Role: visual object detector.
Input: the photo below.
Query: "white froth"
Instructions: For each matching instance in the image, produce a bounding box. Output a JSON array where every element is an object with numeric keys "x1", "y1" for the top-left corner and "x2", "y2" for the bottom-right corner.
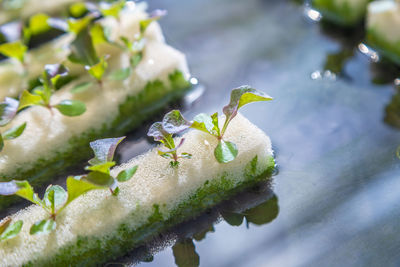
[{"x1": 0, "y1": 113, "x2": 273, "y2": 266}]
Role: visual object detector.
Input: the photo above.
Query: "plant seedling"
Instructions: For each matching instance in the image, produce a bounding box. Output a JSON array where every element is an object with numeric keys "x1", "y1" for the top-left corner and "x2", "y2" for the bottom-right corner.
[
  {"x1": 191, "y1": 86, "x2": 273, "y2": 163},
  {"x1": 0, "y1": 217, "x2": 23, "y2": 242},
  {"x1": 82, "y1": 137, "x2": 138, "y2": 195},
  {"x1": 0, "y1": 97, "x2": 26, "y2": 152},
  {"x1": 17, "y1": 64, "x2": 86, "y2": 117},
  {"x1": 0, "y1": 177, "x2": 102, "y2": 235},
  {"x1": 148, "y1": 110, "x2": 192, "y2": 167},
  {"x1": 0, "y1": 41, "x2": 27, "y2": 67}
]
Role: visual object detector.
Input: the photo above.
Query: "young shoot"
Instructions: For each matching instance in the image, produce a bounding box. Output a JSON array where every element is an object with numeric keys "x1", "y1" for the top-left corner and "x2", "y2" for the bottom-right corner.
[
  {"x1": 0, "y1": 97, "x2": 26, "y2": 152},
  {"x1": 81, "y1": 137, "x2": 138, "y2": 196},
  {"x1": 17, "y1": 64, "x2": 86, "y2": 117},
  {"x1": 0, "y1": 41, "x2": 28, "y2": 68},
  {"x1": 148, "y1": 110, "x2": 192, "y2": 167},
  {"x1": 108, "y1": 9, "x2": 167, "y2": 81},
  {"x1": 0, "y1": 217, "x2": 23, "y2": 242},
  {"x1": 0, "y1": 177, "x2": 102, "y2": 235},
  {"x1": 191, "y1": 86, "x2": 273, "y2": 163}
]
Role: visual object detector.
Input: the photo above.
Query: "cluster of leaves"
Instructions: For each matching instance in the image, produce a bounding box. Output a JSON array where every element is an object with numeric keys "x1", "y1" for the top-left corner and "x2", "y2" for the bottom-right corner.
[
  {"x1": 148, "y1": 87, "x2": 273, "y2": 165},
  {"x1": 148, "y1": 111, "x2": 192, "y2": 167},
  {"x1": 81, "y1": 137, "x2": 138, "y2": 196},
  {"x1": 0, "y1": 97, "x2": 26, "y2": 152},
  {"x1": 0, "y1": 136, "x2": 137, "y2": 237},
  {"x1": 18, "y1": 64, "x2": 86, "y2": 116}
]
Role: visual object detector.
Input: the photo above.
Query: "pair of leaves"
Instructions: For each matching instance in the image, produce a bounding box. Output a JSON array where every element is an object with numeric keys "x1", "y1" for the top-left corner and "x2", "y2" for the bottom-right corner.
[
  {"x1": 18, "y1": 64, "x2": 86, "y2": 117},
  {"x1": 148, "y1": 111, "x2": 192, "y2": 167},
  {"x1": 83, "y1": 137, "x2": 138, "y2": 194},
  {"x1": 0, "y1": 97, "x2": 26, "y2": 152},
  {"x1": 191, "y1": 86, "x2": 272, "y2": 163},
  {"x1": 0, "y1": 218, "x2": 23, "y2": 242}
]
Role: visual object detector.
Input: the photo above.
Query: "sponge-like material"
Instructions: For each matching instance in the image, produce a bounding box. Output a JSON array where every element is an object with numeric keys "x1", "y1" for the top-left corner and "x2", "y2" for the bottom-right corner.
[
  {"x1": 366, "y1": 0, "x2": 400, "y2": 64},
  {"x1": 0, "y1": 2, "x2": 163, "y2": 99},
  {"x1": 0, "y1": 4, "x2": 190, "y2": 180},
  {"x1": 0, "y1": 114, "x2": 274, "y2": 266}
]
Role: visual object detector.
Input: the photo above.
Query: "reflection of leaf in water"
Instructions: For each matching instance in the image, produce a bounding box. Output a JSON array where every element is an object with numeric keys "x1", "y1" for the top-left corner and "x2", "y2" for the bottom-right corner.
[
  {"x1": 222, "y1": 194, "x2": 279, "y2": 227},
  {"x1": 244, "y1": 195, "x2": 279, "y2": 225},
  {"x1": 172, "y1": 239, "x2": 200, "y2": 267},
  {"x1": 221, "y1": 211, "x2": 244, "y2": 226},
  {"x1": 193, "y1": 225, "x2": 214, "y2": 241},
  {"x1": 384, "y1": 93, "x2": 400, "y2": 129},
  {"x1": 324, "y1": 49, "x2": 353, "y2": 75}
]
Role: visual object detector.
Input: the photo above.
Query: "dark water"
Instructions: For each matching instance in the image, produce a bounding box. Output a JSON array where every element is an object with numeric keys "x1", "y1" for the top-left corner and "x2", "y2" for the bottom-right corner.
[{"x1": 114, "y1": 0, "x2": 400, "y2": 266}]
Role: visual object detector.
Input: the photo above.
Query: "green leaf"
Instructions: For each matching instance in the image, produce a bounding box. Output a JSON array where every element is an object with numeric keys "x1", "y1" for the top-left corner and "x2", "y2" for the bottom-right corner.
[
  {"x1": 71, "y1": 81, "x2": 93, "y2": 94},
  {"x1": 68, "y1": 28, "x2": 98, "y2": 66},
  {"x1": 162, "y1": 110, "x2": 191, "y2": 134},
  {"x1": 30, "y1": 219, "x2": 56, "y2": 235},
  {"x1": 139, "y1": 10, "x2": 167, "y2": 34},
  {"x1": 67, "y1": 16, "x2": 92, "y2": 35},
  {"x1": 223, "y1": 86, "x2": 273, "y2": 123},
  {"x1": 116, "y1": 165, "x2": 138, "y2": 182},
  {"x1": 43, "y1": 64, "x2": 69, "y2": 88},
  {"x1": 180, "y1": 152, "x2": 192, "y2": 159},
  {"x1": 55, "y1": 100, "x2": 86, "y2": 117},
  {"x1": 14, "y1": 180, "x2": 42, "y2": 205},
  {"x1": 86, "y1": 56, "x2": 108, "y2": 81},
  {"x1": 66, "y1": 176, "x2": 102, "y2": 205},
  {"x1": 214, "y1": 140, "x2": 238, "y2": 163},
  {"x1": 108, "y1": 67, "x2": 131, "y2": 81},
  {"x1": 192, "y1": 113, "x2": 216, "y2": 135},
  {"x1": 111, "y1": 186, "x2": 120, "y2": 196},
  {"x1": 0, "y1": 219, "x2": 23, "y2": 241},
  {"x1": 3, "y1": 122, "x2": 26, "y2": 140},
  {"x1": 84, "y1": 171, "x2": 115, "y2": 187},
  {"x1": 69, "y1": 2, "x2": 88, "y2": 17},
  {"x1": 0, "y1": 218, "x2": 11, "y2": 235},
  {"x1": 0, "y1": 41, "x2": 27, "y2": 62},
  {"x1": 211, "y1": 112, "x2": 220, "y2": 136},
  {"x1": 89, "y1": 137, "x2": 125, "y2": 164},
  {"x1": 18, "y1": 90, "x2": 43, "y2": 111},
  {"x1": 90, "y1": 23, "x2": 109, "y2": 45},
  {"x1": 0, "y1": 97, "x2": 19, "y2": 126},
  {"x1": 43, "y1": 185, "x2": 67, "y2": 214},
  {"x1": 100, "y1": 1, "x2": 125, "y2": 18},
  {"x1": 28, "y1": 13, "x2": 50, "y2": 35},
  {"x1": 130, "y1": 52, "x2": 142, "y2": 67},
  {"x1": 85, "y1": 161, "x2": 115, "y2": 174}
]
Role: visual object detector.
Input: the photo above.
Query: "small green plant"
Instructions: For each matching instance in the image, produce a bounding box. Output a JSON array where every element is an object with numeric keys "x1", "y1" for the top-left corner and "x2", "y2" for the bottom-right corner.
[
  {"x1": 191, "y1": 86, "x2": 272, "y2": 163},
  {"x1": 0, "y1": 217, "x2": 23, "y2": 242},
  {"x1": 0, "y1": 97, "x2": 26, "y2": 152},
  {"x1": 0, "y1": 177, "x2": 101, "y2": 235},
  {"x1": 18, "y1": 64, "x2": 86, "y2": 116},
  {"x1": 82, "y1": 137, "x2": 138, "y2": 195},
  {"x1": 149, "y1": 87, "x2": 272, "y2": 164},
  {"x1": 148, "y1": 110, "x2": 192, "y2": 167}
]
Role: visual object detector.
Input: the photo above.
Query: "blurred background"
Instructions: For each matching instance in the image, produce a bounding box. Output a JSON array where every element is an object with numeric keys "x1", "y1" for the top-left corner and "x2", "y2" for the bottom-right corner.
[{"x1": 124, "y1": 0, "x2": 400, "y2": 266}]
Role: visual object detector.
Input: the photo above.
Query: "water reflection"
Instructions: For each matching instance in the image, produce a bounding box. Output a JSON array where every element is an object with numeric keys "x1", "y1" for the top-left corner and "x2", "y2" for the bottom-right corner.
[{"x1": 109, "y1": 181, "x2": 279, "y2": 267}]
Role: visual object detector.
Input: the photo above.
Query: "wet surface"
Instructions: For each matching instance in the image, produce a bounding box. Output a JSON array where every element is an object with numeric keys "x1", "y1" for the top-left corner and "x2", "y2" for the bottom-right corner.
[{"x1": 117, "y1": 0, "x2": 400, "y2": 266}]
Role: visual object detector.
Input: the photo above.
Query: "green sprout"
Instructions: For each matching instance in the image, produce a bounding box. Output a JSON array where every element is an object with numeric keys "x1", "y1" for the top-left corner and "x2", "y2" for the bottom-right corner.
[
  {"x1": 17, "y1": 64, "x2": 86, "y2": 117},
  {"x1": 0, "y1": 177, "x2": 102, "y2": 235},
  {"x1": 0, "y1": 97, "x2": 26, "y2": 152},
  {"x1": 148, "y1": 111, "x2": 192, "y2": 167},
  {"x1": 82, "y1": 137, "x2": 138, "y2": 195},
  {"x1": 0, "y1": 217, "x2": 23, "y2": 242},
  {"x1": 191, "y1": 86, "x2": 273, "y2": 163}
]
